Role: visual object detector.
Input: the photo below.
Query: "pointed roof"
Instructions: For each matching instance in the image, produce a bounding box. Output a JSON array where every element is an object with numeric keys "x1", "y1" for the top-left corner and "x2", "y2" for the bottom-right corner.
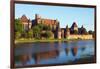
[
  {"x1": 81, "y1": 25, "x2": 84, "y2": 28},
  {"x1": 20, "y1": 15, "x2": 28, "y2": 23},
  {"x1": 71, "y1": 22, "x2": 78, "y2": 28},
  {"x1": 66, "y1": 25, "x2": 70, "y2": 31},
  {"x1": 66, "y1": 25, "x2": 68, "y2": 29}
]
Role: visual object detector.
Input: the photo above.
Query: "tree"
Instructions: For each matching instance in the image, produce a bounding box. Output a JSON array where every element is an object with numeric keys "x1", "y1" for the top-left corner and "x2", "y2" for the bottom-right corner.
[
  {"x1": 88, "y1": 30, "x2": 93, "y2": 34},
  {"x1": 38, "y1": 24, "x2": 44, "y2": 30},
  {"x1": 43, "y1": 24, "x2": 51, "y2": 31},
  {"x1": 45, "y1": 31, "x2": 53, "y2": 38},
  {"x1": 15, "y1": 19, "x2": 24, "y2": 39},
  {"x1": 15, "y1": 32, "x2": 21, "y2": 39},
  {"x1": 28, "y1": 29, "x2": 33, "y2": 38},
  {"x1": 32, "y1": 26, "x2": 40, "y2": 39},
  {"x1": 15, "y1": 19, "x2": 23, "y2": 33}
]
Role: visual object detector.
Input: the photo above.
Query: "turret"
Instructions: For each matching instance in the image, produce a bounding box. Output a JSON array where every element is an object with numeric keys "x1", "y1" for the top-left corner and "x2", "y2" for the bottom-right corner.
[
  {"x1": 35, "y1": 14, "x2": 41, "y2": 19},
  {"x1": 66, "y1": 25, "x2": 70, "y2": 36}
]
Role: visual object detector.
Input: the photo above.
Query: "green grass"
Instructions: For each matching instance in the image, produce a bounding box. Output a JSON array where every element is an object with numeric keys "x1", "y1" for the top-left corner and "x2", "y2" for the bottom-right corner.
[
  {"x1": 15, "y1": 38, "x2": 69, "y2": 43},
  {"x1": 15, "y1": 38, "x2": 93, "y2": 44}
]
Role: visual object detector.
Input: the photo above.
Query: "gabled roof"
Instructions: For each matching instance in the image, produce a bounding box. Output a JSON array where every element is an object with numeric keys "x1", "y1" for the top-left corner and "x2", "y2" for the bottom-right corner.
[
  {"x1": 20, "y1": 15, "x2": 28, "y2": 23},
  {"x1": 71, "y1": 22, "x2": 78, "y2": 28}
]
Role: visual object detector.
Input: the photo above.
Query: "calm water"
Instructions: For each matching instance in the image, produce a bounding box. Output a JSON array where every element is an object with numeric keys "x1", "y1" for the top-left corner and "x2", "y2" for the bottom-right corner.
[{"x1": 15, "y1": 40, "x2": 95, "y2": 67}]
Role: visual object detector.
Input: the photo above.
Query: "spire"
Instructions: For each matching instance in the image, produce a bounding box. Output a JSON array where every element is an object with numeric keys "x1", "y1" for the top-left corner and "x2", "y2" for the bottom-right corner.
[
  {"x1": 66, "y1": 25, "x2": 68, "y2": 29},
  {"x1": 35, "y1": 14, "x2": 41, "y2": 19},
  {"x1": 71, "y1": 22, "x2": 78, "y2": 28},
  {"x1": 66, "y1": 25, "x2": 70, "y2": 32}
]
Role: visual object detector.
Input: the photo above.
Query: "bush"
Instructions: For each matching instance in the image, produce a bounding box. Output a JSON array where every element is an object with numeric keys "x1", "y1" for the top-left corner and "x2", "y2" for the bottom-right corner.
[
  {"x1": 32, "y1": 26, "x2": 40, "y2": 39},
  {"x1": 45, "y1": 31, "x2": 53, "y2": 38},
  {"x1": 28, "y1": 29, "x2": 33, "y2": 38},
  {"x1": 15, "y1": 32, "x2": 21, "y2": 39}
]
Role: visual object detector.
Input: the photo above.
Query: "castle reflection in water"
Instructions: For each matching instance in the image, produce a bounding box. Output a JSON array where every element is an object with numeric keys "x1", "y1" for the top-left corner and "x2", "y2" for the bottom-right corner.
[{"x1": 15, "y1": 40, "x2": 93, "y2": 67}]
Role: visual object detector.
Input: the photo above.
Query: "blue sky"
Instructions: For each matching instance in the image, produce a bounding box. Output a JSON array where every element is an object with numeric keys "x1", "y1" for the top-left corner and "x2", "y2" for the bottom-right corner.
[{"x1": 15, "y1": 4, "x2": 95, "y2": 31}]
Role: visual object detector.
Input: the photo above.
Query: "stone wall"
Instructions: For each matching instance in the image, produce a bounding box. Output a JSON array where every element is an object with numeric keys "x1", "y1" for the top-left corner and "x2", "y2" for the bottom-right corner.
[{"x1": 67, "y1": 35, "x2": 93, "y2": 40}]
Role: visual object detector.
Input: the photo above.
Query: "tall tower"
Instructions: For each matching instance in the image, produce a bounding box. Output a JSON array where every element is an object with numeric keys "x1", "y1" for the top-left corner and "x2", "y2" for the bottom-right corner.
[
  {"x1": 28, "y1": 19, "x2": 32, "y2": 29},
  {"x1": 35, "y1": 14, "x2": 41, "y2": 24},
  {"x1": 66, "y1": 25, "x2": 70, "y2": 37},
  {"x1": 35, "y1": 14, "x2": 41, "y2": 19}
]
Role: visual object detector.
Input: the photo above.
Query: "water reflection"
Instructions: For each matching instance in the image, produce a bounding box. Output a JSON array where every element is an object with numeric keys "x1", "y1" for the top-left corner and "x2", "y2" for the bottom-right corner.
[
  {"x1": 15, "y1": 54, "x2": 33, "y2": 66},
  {"x1": 65, "y1": 47, "x2": 70, "y2": 55},
  {"x1": 34, "y1": 50, "x2": 59, "y2": 64},
  {"x1": 71, "y1": 46, "x2": 78, "y2": 56},
  {"x1": 15, "y1": 40, "x2": 95, "y2": 67},
  {"x1": 81, "y1": 46, "x2": 86, "y2": 52}
]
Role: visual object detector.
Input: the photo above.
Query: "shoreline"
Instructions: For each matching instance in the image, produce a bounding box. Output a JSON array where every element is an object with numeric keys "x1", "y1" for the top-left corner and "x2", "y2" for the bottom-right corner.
[{"x1": 15, "y1": 38, "x2": 94, "y2": 44}]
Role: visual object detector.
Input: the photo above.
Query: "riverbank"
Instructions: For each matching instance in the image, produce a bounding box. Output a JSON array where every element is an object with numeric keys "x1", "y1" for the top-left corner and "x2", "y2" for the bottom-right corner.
[{"x1": 15, "y1": 38, "x2": 94, "y2": 44}]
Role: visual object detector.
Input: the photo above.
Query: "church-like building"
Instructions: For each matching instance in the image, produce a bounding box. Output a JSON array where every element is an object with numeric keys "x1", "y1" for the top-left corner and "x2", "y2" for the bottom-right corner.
[{"x1": 19, "y1": 14, "x2": 93, "y2": 39}]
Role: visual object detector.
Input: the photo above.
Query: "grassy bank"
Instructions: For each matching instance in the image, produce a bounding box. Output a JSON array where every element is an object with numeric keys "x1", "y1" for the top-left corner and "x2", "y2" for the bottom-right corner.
[
  {"x1": 15, "y1": 38, "x2": 94, "y2": 44},
  {"x1": 15, "y1": 39, "x2": 68, "y2": 43}
]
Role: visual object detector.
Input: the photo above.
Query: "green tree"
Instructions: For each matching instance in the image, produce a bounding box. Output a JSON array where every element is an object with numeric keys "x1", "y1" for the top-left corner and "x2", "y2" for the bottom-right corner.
[
  {"x1": 43, "y1": 25, "x2": 51, "y2": 31},
  {"x1": 45, "y1": 31, "x2": 52, "y2": 38},
  {"x1": 32, "y1": 26, "x2": 40, "y2": 39},
  {"x1": 15, "y1": 19, "x2": 23, "y2": 33},
  {"x1": 15, "y1": 19, "x2": 24, "y2": 39},
  {"x1": 38, "y1": 24, "x2": 44, "y2": 30},
  {"x1": 15, "y1": 32, "x2": 21, "y2": 39},
  {"x1": 88, "y1": 30, "x2": 93, "y2": 34},
  {"x1": 28, "y1": 29, "x2": 33, "y2": 38}
]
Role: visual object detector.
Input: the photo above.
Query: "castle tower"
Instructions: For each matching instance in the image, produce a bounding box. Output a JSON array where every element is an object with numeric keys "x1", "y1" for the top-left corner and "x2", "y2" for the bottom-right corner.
[
  {"x1": 66, "y1": 25, "x2": 70, "y2": 36},
  {"x1": 55, "y1": 24, "x2": 61, "y2": 39},
  {"x1": 57, "y1": 28, "x2": 61, "y2": 39},
  {"x1": 35, "y1": 14, "x2": 41, "y2": 19},
  {"x1": 35, "y1": 14, "x2": 41, "y2": 24},
  {"x1": 28, "y1": 19, "x2": 32, "y2": 29}
]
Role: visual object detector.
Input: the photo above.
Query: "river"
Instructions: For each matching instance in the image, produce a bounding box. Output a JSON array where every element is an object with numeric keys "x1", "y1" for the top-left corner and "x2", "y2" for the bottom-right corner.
[{"x1": 15, "y1": 40, "x2": 95, "y2": 67}]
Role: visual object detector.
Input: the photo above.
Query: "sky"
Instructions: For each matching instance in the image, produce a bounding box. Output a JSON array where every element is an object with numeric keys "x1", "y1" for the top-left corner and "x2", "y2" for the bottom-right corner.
[{"x1": 15, "y1": 3, "x2": 95, "y2": 31}]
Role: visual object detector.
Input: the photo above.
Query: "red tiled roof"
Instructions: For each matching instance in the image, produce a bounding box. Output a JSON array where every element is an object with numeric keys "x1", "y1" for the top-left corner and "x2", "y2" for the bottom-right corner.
[{"x1": 41, "y1": 18, "x2": 57, "y2": 25}]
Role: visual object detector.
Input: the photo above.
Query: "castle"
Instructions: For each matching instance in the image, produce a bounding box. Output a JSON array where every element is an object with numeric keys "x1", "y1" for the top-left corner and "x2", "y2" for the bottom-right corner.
[{"x1": 19, "y1": 14, "x2": 93, "y2": 39}]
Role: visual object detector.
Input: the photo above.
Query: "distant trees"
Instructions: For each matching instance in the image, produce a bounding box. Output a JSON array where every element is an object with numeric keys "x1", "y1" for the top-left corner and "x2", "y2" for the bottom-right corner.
[
  {"x1": 45, "y1": 31, "x2": 53, "y2": 38},
  {"x1": 32, "y1": 24, "x2": 52, "y2": 39},
  {"x1": 15, "y1": 19, "x2": 23, "y2": 33},
  {"x1": 15, "y1": 19, "x2": 23, "y2": 39},
  {"x1": 32, "y1": 25, "x2": 41, "y2": 39},
  {"x1": 15, "y1": 32, "x2": 21, "y2": 39},
  {"x1": 88, "y1": 30, "x2": 94, "y2": 34},
  {"x1": 88, "y1": 30, "x2": 95, "y2": 38},
  {"x1": 28, "y1": 29, "x2": 33, "y2": 38}
]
